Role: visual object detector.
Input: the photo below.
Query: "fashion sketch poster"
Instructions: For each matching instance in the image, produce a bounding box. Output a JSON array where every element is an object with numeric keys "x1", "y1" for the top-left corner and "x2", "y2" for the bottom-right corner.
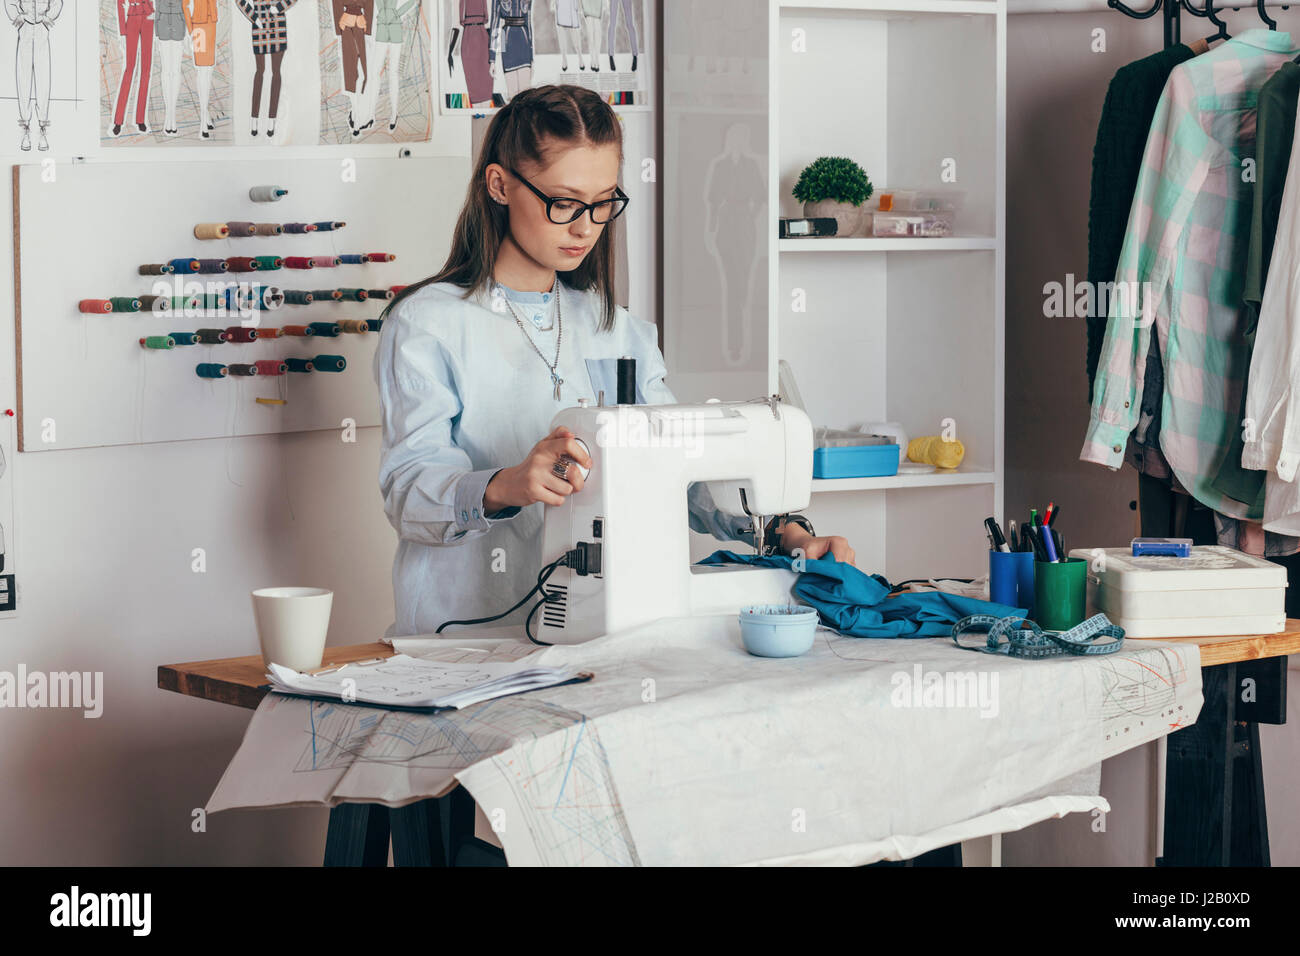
[
  {"x1": 98, "y1": 0, "x2": 234, "y2": 144},
  {"x1": 438, "y1": 0, "x2": 649, "y2": 114},
  {"x1": 317, "y1": 0, "x2": 432, "y2": 143}
]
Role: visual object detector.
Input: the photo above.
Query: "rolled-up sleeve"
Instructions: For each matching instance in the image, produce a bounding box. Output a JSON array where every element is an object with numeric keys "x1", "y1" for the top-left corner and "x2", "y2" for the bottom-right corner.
[
  {"x1": 375, "y1": 306, "x2": 521, "y2": 546},
  {"x1": 621, "y1": 309, "x2": 758, "y2": 546}
]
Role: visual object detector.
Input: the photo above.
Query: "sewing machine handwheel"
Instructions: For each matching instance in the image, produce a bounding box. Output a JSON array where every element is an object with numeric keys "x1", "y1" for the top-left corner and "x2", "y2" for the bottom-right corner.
[{"x1": 572, "y1": 439, "x2": 591, "y2": 480}]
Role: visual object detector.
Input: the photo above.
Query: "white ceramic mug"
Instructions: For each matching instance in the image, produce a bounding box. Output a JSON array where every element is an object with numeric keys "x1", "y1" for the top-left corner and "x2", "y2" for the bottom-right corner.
[{"x1": 251, "y1": 587, "x2": 333, "y2": 671}]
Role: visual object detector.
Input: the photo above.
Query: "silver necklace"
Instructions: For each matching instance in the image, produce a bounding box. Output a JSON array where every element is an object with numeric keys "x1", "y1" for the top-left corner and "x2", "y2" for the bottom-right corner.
[{"x1": 500, "y1": 280, "x2": 564, "y2": 400}]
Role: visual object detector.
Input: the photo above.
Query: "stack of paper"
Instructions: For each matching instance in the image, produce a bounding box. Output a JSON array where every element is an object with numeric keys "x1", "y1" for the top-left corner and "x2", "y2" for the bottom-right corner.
[{"x1": 266, "y1": 654, "x2": 587, "y2": 710}]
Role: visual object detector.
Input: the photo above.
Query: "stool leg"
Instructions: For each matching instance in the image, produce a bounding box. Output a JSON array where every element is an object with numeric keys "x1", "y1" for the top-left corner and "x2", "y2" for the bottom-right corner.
[{"x1": 324, "y1": 802, "x2": 390, "y2": 866}]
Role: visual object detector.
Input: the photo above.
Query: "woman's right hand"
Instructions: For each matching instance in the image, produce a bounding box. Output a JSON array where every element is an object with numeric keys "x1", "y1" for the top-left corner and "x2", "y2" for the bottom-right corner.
[{"x1": 484, "y1": 426, "x2": 592, "y2": 512}]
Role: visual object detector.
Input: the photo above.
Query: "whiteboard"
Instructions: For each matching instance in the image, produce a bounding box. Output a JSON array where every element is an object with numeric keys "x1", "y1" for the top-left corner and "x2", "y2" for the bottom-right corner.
[{"x1": 14, "y1": 156, "x2": 467, "y2": 451}]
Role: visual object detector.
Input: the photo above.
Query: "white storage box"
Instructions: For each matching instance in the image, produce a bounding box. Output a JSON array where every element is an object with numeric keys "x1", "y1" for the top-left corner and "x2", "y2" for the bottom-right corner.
[{"x1": 1066, "y1": 546, "x2": 1287, "y2": 638}]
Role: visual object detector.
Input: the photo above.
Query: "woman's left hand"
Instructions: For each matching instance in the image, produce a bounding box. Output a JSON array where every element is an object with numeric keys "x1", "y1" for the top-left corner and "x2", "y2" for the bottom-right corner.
[{"x1": 781, "y1": 524, "x2": 855, "y2": 565}]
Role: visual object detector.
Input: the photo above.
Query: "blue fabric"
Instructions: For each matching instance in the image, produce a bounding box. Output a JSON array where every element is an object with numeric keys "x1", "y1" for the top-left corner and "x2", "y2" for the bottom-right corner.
[{"x1": 698, "y1": 550, "x2": 1027, "y2": 638}]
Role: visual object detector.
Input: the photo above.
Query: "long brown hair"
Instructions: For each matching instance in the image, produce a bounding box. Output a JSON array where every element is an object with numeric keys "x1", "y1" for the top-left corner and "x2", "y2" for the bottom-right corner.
[{"x1": 383, "y1": 85, "x2": 624, "y2": 332}]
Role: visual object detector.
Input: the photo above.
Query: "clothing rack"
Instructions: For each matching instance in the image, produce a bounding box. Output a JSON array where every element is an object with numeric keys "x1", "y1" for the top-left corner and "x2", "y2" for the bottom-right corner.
[{"x1": 1106, "y1": 0, "x2": 1292, "y2": 50}]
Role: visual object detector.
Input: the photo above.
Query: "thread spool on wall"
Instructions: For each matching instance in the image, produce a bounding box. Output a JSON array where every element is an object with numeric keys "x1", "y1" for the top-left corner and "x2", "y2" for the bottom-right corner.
[
  {"x1": 226, "y1": 363, "x2": 257, "y2": 376},
  {"x1": 338, "y1": 319, "x2": 369, "y2": 334},
  {"x1": 283, "y1": 222, "x2": 315, "y2": 234},
  {"x1": 254, "y1": 360, "x2": 287, "y2": 376},
  {"x1": 249, "y1": 185, "x2": 288, "y2": 202},
  {"x1": 366, "y1": 253, "x2": 395, "y2": 262},
  {"x1": 227, "y1": 221, "x2": 257, "y2": 236},
  {"x1": 225, "y1": 257, "x2": 258, "y2": 273},
  {"x1": 195, "y1": 259, "x2": 228, "y2": 274},
  {"x1": 313, "y1": 221, "x2": 345, "y2": 231},
  {"x1": 169, "y1": 332, "x2": 200, "y2": 346},
  {"x1": 310, "y1": 256, "x2": 339, "y2": 268},
  {"x1": 194, "y1": 223, "x2": 230, "y2": 240},
  {"x1": 283, "y1": 290, "x2": 314, "y2": 305},
  {"x1": 258, "y1": 327, "x2": 284, "y2": 338},
  {"x1": 367, "y1": 289, "x2": 394, "y2": 300},
  {"x1": 313, "y1": 354, "x2": 346, "y2": 372},
  {"x1": 196, "y1": 363, "x2": 228, "y2": 378},
  {"x1": 139, "y1": 336, "x2": 175, "y2": 350},
  {"x1": 109, "y1": 297, "x2": 141, "y2": 313},
  {"x1": 225, "y1": 326, "x2": 258, "y2": 343},
  {"x1": 253, "y1": 256, "x2": 282, "y2": 271},
  {"x1": 139, "y1": 295, "x2": 164, "y2": 312},
  {"x1": 195, "y1": 328, "x2": 228, "y2": 344},
  {"x1": 139, "y1": 263, "x2": 175, "y2": 275},
  {"x1": 169, "y1": 258, "x2": 200, "y2": 274},
  {"x1": 312, "y1": 289, "x2": 342, "y2": 301},
  {"x1": 283, "y1": 257, "x2": 314, "y2": 270},
  {"x1": 338, "y1": 288, "x2": 367, "y2": 301},
  {"x1": 78, "y1": 299, "x2": 112, "y2": 313},
  {"x1": 253, "y1": 223, "x2": 283, "y2": 236},
  {"x1": 281, "y1": 325, "x2": 314, "y2": 337},
  {"x1": 285, "y1": 358, "x2": 314, "y2": 372},
  {"x1": 308, "y1": 322, "x2": 340, "y2": 337},
  {"x1": 338, "y1": 254, "x2": 366, "y2": 265}
]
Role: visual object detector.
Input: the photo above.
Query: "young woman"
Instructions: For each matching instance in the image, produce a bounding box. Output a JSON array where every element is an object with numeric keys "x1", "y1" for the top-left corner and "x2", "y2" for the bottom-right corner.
[{"x1": 374, "y1": 85, "x2": 854, "y2": 638}]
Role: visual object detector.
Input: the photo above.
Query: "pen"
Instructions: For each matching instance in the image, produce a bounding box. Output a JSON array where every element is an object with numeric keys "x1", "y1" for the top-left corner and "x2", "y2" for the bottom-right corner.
[
  {"x1": 985, "y1": 517, "x2": 1010, "y2": 552},
  {"x1": 1052, "y1": 528, "x2": 1064, "y2": 559},
  {"x1": 1008, "y1": 519, "x2": 1018, "y2": 551},
  {"x1": 1048, "y1": 504, "x2": 1060, "y2": 527},
  {"x1": 1041, "y1": 523, "x2": 1059, "y2": 562}
]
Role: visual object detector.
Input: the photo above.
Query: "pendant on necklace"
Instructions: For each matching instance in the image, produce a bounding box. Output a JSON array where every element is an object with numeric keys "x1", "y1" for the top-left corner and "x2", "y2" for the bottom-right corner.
[{"x1": 551, "y1": 371, "x2": 564, "y2": 401}]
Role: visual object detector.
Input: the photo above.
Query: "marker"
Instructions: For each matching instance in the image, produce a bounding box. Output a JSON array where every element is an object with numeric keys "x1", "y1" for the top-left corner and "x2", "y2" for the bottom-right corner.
[
  {"x1": 1041, "y1": 523, "x2": 1059, "y2": 562},
  {"x1": 1008, "y1": 519, "x2": 1018, "y2": 551},
  {"x1": 984, "y1": 517, "x2": 1010, "y2": 552}
]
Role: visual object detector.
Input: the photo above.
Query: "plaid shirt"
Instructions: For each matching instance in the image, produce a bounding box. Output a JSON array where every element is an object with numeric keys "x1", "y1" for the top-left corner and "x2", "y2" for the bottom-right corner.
[{"x1": 1082, "y1": 30, "x2": 1300, "y2": 527}]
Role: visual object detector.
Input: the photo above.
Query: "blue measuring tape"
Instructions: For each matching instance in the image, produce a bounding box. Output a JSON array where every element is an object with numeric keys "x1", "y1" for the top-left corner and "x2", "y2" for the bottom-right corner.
[{"x1": 951, "y1": 613, "x2": 1126, "y2": 659}]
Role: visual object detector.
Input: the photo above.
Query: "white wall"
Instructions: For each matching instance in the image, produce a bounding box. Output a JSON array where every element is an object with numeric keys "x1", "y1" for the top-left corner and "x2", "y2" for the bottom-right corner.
[{"x1": 0, "y1": 2, "x2": 657, "y2": 865}]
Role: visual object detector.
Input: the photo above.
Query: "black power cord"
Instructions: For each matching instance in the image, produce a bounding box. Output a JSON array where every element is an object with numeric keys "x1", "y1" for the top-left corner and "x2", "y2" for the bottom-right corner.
[{"x1": 435, "y1": 552, "x2": 573, "y2": 646}]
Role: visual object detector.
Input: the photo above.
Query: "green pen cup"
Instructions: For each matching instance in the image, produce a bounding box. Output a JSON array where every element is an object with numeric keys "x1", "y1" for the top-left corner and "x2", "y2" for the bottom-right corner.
[{"x1": 1033, "y1": 557, "x2": 1087, "y2": 632}]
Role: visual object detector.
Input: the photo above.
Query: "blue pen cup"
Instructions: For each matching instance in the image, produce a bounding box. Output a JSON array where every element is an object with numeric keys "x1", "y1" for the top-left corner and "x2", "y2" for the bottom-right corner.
[{"x1": 989, "y1": 550, "x2": 1035, "y2": 614}]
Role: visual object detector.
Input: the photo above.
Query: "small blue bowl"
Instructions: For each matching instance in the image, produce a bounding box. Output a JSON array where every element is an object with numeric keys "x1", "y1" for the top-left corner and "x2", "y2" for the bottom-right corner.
[{"x1": 739, "y1": 604, "x2": 819, "y2": 658}]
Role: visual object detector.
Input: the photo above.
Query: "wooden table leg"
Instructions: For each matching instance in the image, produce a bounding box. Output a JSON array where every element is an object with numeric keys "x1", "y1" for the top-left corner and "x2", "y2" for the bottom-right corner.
[{"x1": 324, "y1": 802, "x2": 390, "y2": 866}]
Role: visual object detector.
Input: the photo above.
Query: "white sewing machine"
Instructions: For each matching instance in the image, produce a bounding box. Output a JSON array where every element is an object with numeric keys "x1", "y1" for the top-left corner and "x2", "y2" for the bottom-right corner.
[{"x1": 537, "y1": 396, "x2": 814, "y2": 644}]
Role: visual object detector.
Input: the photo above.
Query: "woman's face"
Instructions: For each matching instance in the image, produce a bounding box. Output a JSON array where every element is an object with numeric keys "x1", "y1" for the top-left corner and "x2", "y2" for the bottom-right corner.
[{"x1": 488, "y1": 141, "x2": 622, "y2": 274}]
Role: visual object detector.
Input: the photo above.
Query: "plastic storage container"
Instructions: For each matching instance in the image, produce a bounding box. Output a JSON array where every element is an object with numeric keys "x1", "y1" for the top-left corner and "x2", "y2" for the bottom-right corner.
[
  {"x1": 739, "y1": 604, "x2": 819, "y2": 658},
  {"x1": 1067, "y1": 545, "x2": 1286, "y2": 638},
  {"x1": 812, "y1": 428, "x2": 899, "y2": 478},
  {"x1": 871, "y1": 210, "x2": 955, "y2": 238}
]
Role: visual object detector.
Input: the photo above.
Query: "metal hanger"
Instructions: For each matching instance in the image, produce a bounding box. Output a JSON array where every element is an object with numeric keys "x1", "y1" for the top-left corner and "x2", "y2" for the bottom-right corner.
[
  {"x1": 1184, "y1": 0, "x2": 1232, "y2": 41},
  {"x1": 1258, "y1": 0, "x2": 1278, "y2": 28}
]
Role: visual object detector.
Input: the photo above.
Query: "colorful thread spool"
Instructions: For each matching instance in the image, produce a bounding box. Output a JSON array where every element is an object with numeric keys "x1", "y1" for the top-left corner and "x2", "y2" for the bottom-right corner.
[
  {"x1": 285, "y1": 358, "x2": 314, "y2": 372},
  {"x1": 312, "y1": 289, "x2": 342, "y2": 301},
  {"x1": 366, "y1": 253, "x2": 396, "y2": 262},
  {"x1": 258, "y1": 288, "x2": 285, "y2": 310},
  {"x1": 368, "y1": 318, "x2": 384, "y2": 333},
  {"x1": 282, "y1": 222, "x2": 315, "y2": 234},
  {"x1": 194, "y1": 223, "x2": 230, "y2": 240},
  {"x1": 283, "y1": 257, "x2": 315, "y2": 270},
  {"x1": 226, "y1": 221, "x2": 257, "y2": 236},
  {"x1": 109, "y1": 297, "x2": 141, "y2": 312},
  {"x1": 338, "y1": 288, "x2": 368, "y2": 301},
  {"x1": 196, "y1": 292, "x2": 224, "y2": 309},
  {"x1": 226, "y1": 364, "x2": 258, "y2": 376},
  {"x1": 338, "y1": 319, "x2": 369, "y2": 334},
  {"x1": 308, "y1": 322, "x2": 340, "y2": 337},
  {"x1": 253, "y1": 223, "x2": 283, "y2": 236},
  {"x1": 169, "y1": 295, "x2": 200, "y2": 310},
  {"x1": 254, "y1": 360, "x2": 287, "y2": 376},
  {"x1": 281, "y1": 325, "x2": 314, "y2": 337},
  {"x1": 253, "y1": 255, "x2": 282, "y2": 270},
  {"x1": 310, "y1": 255, "x2": 340, "y2": 268},
  {"x1": 249, "y1": 186, "x2": 288, "y2": 203},
  {"x1": 283, "y1": 290, "x2": 314, "y2": 305},
  {"x1": 195, "y1": 259, "x2": 229, "y2": 274},
  {"x1": 338, "y1": 254, "x2": 366, "y2": 265},
  {"x1": 169, "y1": 258, "x2": 201, "y2": 274},
  {"x1": 169, "y1": 331, "x2": 200, "y2": 346},
  {"x1": 225, "y1": 256, "x2": 258, "y2": 273},
  {"x1": 257, "y1": 326, "x2": 284, "y2": 338},
  {"x1": 139, "y1": 336, "x2": 175, "y2": 350},
  {"x1": 367, "y1": 289, "x2": 395, "y2": 300},
  {"x1": 225, "y1": 326, "x2": 258, "y2": 343},
  {"x1": 78, "y1": 299, "x2": 112, "y2": 313},
  {"x1": 313, "y1": 221, "x2": 345, "y2": 231},
  {"x1": 196, "y1": 328, "x2": 229, "y2": 344},
  {"x1": 138, "y1": 295, "x2": 165, "y2": 312},
  {"x1": 196, "y1": 363, "x2": 228, "y2": 378},
  {"x1": 139, "y1": 263, "x2": 174, "y2": 275},
  {"x1": 313, "y1": 354, "x2": 346, "y2": 372}
]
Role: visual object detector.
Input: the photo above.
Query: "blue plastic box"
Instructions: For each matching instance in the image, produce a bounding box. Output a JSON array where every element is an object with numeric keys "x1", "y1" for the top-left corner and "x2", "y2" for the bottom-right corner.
[{"x1": 812, "y1": 443, "x2": 900, "y2": 479}]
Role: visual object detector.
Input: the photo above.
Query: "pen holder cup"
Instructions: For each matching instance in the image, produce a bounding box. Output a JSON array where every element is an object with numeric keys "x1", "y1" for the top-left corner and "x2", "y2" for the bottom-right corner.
[
  {"x1": 989, "y1": 550, "x2": 1035, "y2": 615},
  {"x1": 1032, "y1": 558, "x2": 1087, "y2": 632}
]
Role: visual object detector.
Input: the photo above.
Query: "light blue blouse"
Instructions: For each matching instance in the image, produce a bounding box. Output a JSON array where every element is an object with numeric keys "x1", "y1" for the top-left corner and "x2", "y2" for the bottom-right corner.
[{"x1": 373, "y1": 278, "x2": 755, "y2": 637}]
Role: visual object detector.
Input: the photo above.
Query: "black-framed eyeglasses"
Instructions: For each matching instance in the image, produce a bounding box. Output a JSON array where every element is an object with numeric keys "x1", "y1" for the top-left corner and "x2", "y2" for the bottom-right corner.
[{"x1": 509, "y1": 167, "x2": 629, "y2": 224}]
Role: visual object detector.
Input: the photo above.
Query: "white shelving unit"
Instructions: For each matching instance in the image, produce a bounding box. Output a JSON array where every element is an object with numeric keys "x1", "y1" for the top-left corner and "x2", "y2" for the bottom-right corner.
[
  {"x1": 769, "y1": 0, "x2": 1006, "y2": 579},
  {"x1": 662, "y1": 0, "x2": 1005, "y2": 577}
]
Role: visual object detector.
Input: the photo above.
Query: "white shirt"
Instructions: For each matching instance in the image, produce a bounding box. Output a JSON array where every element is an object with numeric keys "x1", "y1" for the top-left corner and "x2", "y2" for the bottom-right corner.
[
  {"x1": 373, "y1": 278, "x2": 755, "y2": 637},
  {"x1": 1241, "y1": 97, "x2": 1300, "y2": 534}
]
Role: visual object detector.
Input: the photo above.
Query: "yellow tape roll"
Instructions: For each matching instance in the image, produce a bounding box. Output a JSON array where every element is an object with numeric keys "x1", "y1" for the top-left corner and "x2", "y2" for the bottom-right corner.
[{"x1": 907, "y1": 436, "x2": 965, "y2": 469}]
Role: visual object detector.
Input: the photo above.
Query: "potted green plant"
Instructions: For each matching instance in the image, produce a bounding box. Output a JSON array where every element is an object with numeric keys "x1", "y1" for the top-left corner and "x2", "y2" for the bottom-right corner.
[{"x1": 792, "y1": 156, "x2": 874, "y2": 238}]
